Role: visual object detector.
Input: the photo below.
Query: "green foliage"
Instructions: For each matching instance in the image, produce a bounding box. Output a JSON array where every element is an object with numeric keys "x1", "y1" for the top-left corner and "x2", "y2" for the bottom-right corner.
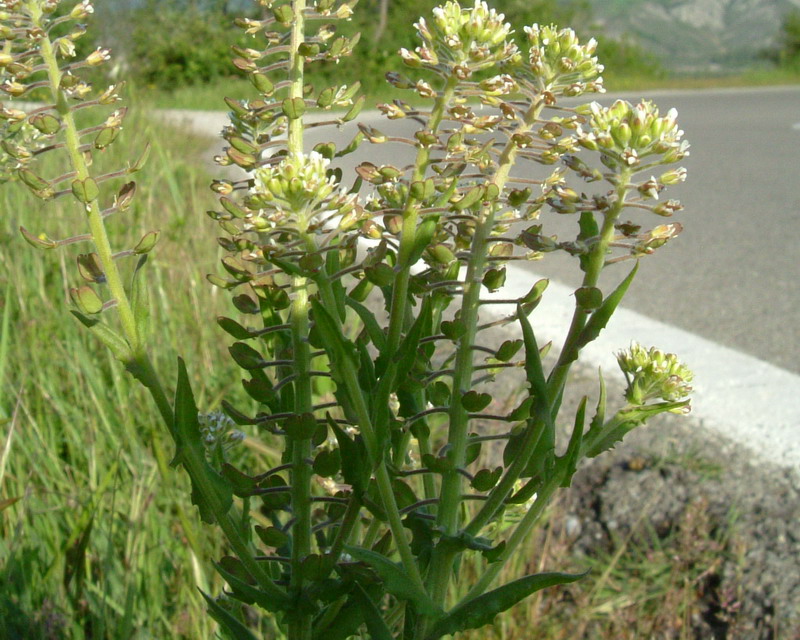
[
  {"x1": 595, "y1": 35, "x2": 668, "y2": 82},
  {"x1": 2, "y1": 1, "x2": 693, "y2": 639},
  {"x1": 128, "y1": 1, "x2": 249, "y2": 88},
  {"x1": 778, "y1": 9, "x2": 800, "y2": 67}
]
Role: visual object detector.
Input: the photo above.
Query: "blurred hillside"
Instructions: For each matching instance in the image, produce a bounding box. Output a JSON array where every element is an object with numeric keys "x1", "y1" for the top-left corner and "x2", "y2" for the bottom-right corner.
[{"x1": 589, "y1": 0, "x2": 800, "y2": 71}]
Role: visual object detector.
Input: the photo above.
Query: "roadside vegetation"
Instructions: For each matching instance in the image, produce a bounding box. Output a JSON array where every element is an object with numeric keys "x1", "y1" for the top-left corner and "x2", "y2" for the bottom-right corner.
[
  {"x1": 2, "y1": 1, "x2": 795, "y2": 638},
  {"x1": 86, "y1": 0, "x2": 799, "y2": 112}
]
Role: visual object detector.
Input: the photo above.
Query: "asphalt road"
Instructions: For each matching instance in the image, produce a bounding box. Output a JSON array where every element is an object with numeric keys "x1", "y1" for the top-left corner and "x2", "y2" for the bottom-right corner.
[{"x1": 166, "y1": 85, "x2": 800, "y2": 373}]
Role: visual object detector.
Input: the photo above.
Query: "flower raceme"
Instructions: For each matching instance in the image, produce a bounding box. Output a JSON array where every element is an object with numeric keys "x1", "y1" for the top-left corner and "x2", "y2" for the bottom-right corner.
[
  {"x1": 401, "y1": 0, "x2": 519, "y2": 75},
  {"x1": 577, "y1": 99, "x2": 690, "y2": 167},
  {"x1": 520, "y1": 24, "x2": 605, "y2": 95},
  {"x1": 252, "y1": 151, "x2": 355, "y2": 231},
  {"x1": 617, "y1": 342, "x2": 694, "y2": 406}
]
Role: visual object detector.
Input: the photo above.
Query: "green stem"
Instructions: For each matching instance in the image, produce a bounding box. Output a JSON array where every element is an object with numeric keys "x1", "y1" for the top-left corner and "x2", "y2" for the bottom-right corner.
[
  {"x1": 419, "y1": 99, "x2": 547, "y2": 634},
  {"x1": 457, "y1": 477, "x2": 560, "y2": 606},
  {"x1": 314, "y1": 277, "x2": 427, "y2": 594},
  {"x1": 288, "y1": 274, "x2": 313, "y2": 640},
  {"x1": 34, "y1": 4, "x2": 175, "y2": 431},
  {"x1": 288, "y1": 0, "x2": 306, "y2": 156},
  {"x1": 546, "y1": 169, "x2": 632, "y2": 406},
  {"x1": 379, "y1": 76, "x2": 458, "y2": 388},
  {"x1": 36, "y1": 16, "x2": 137, "y2": 351}
]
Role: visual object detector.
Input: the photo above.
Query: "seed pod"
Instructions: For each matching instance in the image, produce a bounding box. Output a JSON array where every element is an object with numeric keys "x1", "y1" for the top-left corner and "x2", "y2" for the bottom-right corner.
[
  {"x1": 281, "y1": 97, "x2": 306, "y2": 120},
  {"x1": 133, "y1": 231, "x2": 159, "y2": 255},
  {"x1": 71, "y1": 177, "x2": 99, "y2": 204},
  {"x1": 29, "y1": 113, "x2": 61, "y2": 135},
  {"x1": 77, "y1": 253, "x2": 105, "y2": 283},
  {"x1": 70, "y1": 285, "x2": 103, "y2": 315}
]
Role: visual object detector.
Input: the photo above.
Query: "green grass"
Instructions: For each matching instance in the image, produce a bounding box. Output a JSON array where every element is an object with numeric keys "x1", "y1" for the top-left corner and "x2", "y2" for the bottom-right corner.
[{"x1": 0, "y1": 107, "x2": 262, "y2": 638}]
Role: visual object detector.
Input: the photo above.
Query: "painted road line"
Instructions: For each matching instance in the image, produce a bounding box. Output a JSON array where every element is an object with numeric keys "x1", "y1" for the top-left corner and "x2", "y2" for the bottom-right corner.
[{"x1": 487, "y1": 264, "x2": 800, "y2": 470}]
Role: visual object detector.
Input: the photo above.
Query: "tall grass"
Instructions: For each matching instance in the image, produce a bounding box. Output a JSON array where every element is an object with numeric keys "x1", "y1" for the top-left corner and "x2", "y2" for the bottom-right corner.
[{"x1": 0, "y1": 106, "x2": 246, "y2": 639}]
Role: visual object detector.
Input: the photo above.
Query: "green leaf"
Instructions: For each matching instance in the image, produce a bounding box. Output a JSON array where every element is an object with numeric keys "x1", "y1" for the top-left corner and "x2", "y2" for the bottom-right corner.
[
  {"x1": 328, "y1": 414, "x2": 369, "y2": 493},
  {"x1": 221, "y1": 464, "x2": 258, "y2": 498},
  {"x1": 70, "y1": 311, "x2": 132, "y2": 363},
  {"x1": 255, "y1": 525, "x2": 289, "y2": 548},
  {"x1": 130, "y1": 255, "x2": 151, "y2": 344},
  {"x1": 584, "y1": 401, "x2": 689, "y2": 458},
  {"x1": 425, "y1": 571, "x2": 587, "y2": 639},
  {"x1": 344, "y1": 546, "x2": 441, "y2": 616},
  {"x1": 574, "y1": 262, "x2": 639, "y2": 354},
  {"x1": 310, "y1": 298, "x2": 358, "y2": 370},
  {"x1": 346, "y1": 297, "x2": 387, "y2": 352},
  {"x1": 214, "y1": 561, "x2": 287, "y2": 612},
  {"x1": 171, "y1": 359, "x2": 234, "y2": 523},
  {"x1": 353, "y1": 583, "x2": 394, "y2": 640},
  {"x1": 200, "y1": 590, "x2": 259, "y2": 640},
  {"x1": 559, "y1": 396, "x2": 586, "y2": 487}
]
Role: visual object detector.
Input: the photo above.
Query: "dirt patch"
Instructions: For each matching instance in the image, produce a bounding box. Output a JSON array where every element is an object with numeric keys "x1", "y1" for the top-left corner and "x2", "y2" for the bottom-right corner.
[{"x1": 545, "y1": 364, "x2": 800, "y2": 639}]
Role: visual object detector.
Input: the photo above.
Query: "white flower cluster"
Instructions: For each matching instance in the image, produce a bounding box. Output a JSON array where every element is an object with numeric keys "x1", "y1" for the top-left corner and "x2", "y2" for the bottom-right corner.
[
  {"x1": 400, "y1": 0, "x2": 518, "y2": 77},
  {"x1": 521, "y1": 24, "x2": 604, "y2": 95},
  {"x1": 616, "y1": 342, "x2": 694, "y2": 406},
  {"x1": 577, "y1": 100, "x2": 690, "y2": 167},
  {"x1": 251, "y1": 151, "x2": 356, "y2": 232}
]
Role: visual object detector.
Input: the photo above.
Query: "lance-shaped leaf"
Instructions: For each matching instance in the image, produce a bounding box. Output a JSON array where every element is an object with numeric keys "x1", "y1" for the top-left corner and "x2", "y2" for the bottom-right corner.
[
  {"x1": 214, "y1": 561, "x2": 288, "y2": 613},
  {"x1": 328, "y1": 414, "x2": 369, "y2": 493},
  {"x1": 584, "y1": 401, "x2": 689, "y2": 458},
  {"x1": 573, "y1": 262, "x2": 639, "y2": 354},
  {"x1": 353, "y1": 583, "x2": 394, "y2": 640},
  {"x1": 514, "y1": 304, "x2": 556, "y2": 478},
  {"x1": 171, "y1": 359, "x2": 234, "y2": 524},
  {"x1": 200, "y1": 590, "x2": 259, "y2": 640},
  {"x1": 559, "y1": 396, "x2": 586, "y2": 487},
  {"x1": 344, "y1": 545, "x2": 440, "y2": 616},
  {"x1": 70, "y1": 311, "x2": 132, "y2": 363},
  {"x1": 310, "y1": 298, "x2": 359, "y2": 370},
  {"x1": 425, "y1": 571, "x2": 587, "y2": 639},
  {"x1": 345, "y1": 297, "x2": 387, "y2": 353}
]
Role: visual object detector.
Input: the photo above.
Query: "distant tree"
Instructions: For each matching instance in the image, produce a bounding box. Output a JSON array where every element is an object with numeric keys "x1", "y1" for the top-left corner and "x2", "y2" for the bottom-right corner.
[{"x1": 779, "y1": 9, "x2": 800, "y2": 65}]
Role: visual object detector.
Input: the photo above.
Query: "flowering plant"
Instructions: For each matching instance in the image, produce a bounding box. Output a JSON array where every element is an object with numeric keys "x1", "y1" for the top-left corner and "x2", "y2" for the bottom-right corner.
[{"x1": 3, "y1": 0, "x2": 693, "y2": 638}]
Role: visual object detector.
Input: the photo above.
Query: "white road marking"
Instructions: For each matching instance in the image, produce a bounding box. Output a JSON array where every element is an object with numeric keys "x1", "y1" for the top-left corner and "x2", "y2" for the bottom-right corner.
[
  {"x1": 793, "y1": 122, "x2": 800, "y2": 130},
  {"x1": 489, "y1": 265, "x2": 800, "y2": 470}
]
